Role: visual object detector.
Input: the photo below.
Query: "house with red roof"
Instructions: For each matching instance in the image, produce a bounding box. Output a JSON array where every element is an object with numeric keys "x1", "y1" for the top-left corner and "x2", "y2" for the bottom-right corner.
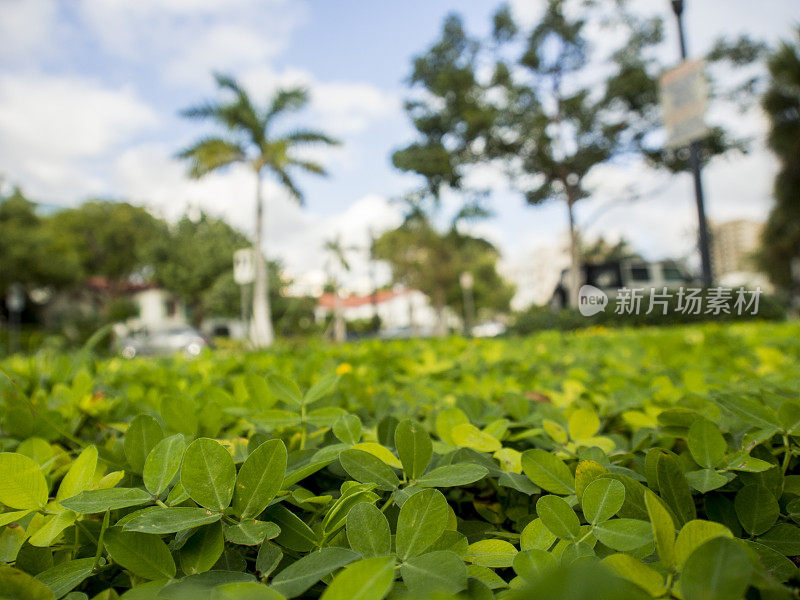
[{"x1": 315, "y1": 286, "x2": 456, "y2": 336}]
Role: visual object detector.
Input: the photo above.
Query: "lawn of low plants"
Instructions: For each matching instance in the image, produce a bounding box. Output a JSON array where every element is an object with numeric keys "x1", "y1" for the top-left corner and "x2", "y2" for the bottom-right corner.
[{"x1": 1, "y1": 321, "x2": 800, "y2": 599}]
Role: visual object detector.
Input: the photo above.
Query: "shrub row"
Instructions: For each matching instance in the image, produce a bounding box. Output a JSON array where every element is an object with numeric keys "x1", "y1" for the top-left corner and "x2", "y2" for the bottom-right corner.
[{"x1": 0, "y1": 322, "x2": 798, "y2": 598}]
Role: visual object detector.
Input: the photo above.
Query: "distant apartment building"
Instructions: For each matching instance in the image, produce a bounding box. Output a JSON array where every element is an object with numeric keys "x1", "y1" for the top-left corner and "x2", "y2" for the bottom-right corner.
[
  {"x1": 711, "y1": 219, "x2": 762, "y2": 276},
  {"x1": 711, "y1": 220, "x2": 771, "y2": 290}
]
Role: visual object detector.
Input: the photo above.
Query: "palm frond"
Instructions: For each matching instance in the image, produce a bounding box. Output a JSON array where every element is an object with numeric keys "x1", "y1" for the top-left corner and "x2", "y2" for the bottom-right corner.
[
  {"x1": 180, "y1": 100, "x2": 263, "y2": 145},
  {"x1": 324, "y1": 237, "x2": 351, "y2": 271},
  {"x1": 275, "y1": 169, "x2": 304, "y2": 204},
  {"x1": 180, "y1": 102, "x2": 223, "y2": 121},
  {"x1": 176, "y1": 137, "x2": 246, "y2": 178},
  {"x1": 284, "y1": 129, "x2": 340, "y2": 146},
  {"x1": 265, "y1": 88, "x2": 310, "y2": 124},
  {"x1": 213, "y1": 72, "x2": 247, "y2": 96},
  {"x1": 290, "y1": 159, "x2": 327, "y2": 176},
  {"x1": 210, "y1": 72, "x2": 265, "y2": 142}
]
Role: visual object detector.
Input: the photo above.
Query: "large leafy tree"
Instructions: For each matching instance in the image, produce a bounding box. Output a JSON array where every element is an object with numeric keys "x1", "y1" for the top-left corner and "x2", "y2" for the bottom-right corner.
[
  {"x1": 392, "y1": 15, "x2": 504, "y2": 218},
  {"x1": 761, "y1": 28, "x2": 800, "y2": 291},
  {"x1": 149, "y1": 212, "x2": 250, "y2": 324},
  {"x1": 0, "y1": 188, "x2": 83, "y2": 297},
  {"x1": 396, "y1": 1, "x2": 763, "y2": 308},
  {"x1": 494, "y1": 0, "x2": 665, "y2": 307},
  {"x1": 179, "y1": 74, "x2": 338, "y2": 347},
  {"x1": 56, "y1": 200, "x2": 166, "y2": 284}
]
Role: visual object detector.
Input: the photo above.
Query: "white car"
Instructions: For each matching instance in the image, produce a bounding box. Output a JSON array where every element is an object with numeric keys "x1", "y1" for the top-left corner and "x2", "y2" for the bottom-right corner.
[{"x1": 471, "y1": 322, "x2": 506, "y2": 338}]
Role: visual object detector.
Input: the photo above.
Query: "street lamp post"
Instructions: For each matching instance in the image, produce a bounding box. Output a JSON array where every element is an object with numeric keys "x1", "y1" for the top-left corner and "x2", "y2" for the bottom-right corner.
[
  {"x1": 368, "y1": 229, "x2": 380, "y2": 334},
  {"x1": 460, "y1": 272, "x2": 475, "y2": 337},
  {"x1": 6, "y1": 283, "x2": 25, "y2": 355},
  {"x1": 670, "y1": 0, "x2": 714, "y2": 289}
]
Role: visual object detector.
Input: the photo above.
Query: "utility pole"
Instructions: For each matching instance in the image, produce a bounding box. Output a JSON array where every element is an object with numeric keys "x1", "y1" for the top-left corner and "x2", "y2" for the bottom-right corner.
[
  {"x1": 460, "y1": 272, "x2": 475, "y2": 337},
  {"x1": 670, "y1": 0, "x2": 714, "y2": 288},
  {"x1": 6, "y1": 283, "x2": 24, "y2": 355},
  {"x1": 368, "y1": 228, "x2": 380, "y2": 334}
]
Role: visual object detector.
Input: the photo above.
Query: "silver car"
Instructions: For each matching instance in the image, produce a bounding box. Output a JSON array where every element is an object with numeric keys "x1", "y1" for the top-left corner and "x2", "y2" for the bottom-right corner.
[{"x1": 118, "y1": 326, "x2": 208, "y2": 358}]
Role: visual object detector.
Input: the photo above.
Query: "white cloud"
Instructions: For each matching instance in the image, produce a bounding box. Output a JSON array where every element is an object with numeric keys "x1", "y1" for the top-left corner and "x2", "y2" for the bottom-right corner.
[
  {"x1": 507, "y1": 0, "x2": 546, "y2": 27},
  {"x1": 0, "y1": 0, "x2": 59, "y2": 64},
  {"x1": 238, "y1": 65, "x2": 402, "y2": 136},
  {"x1": 0, "y1": 75, "x2": 157, "y2": 158},
  {"x1": 461, "y1": 161, "x2": 511, "y2": 192},
  {"x1": 163, "y1": 24, "x2": 283, "y2": 87},
  {"x1": 311, "y1": 82, "x2": 401, "y2": 136},
  {"x1": 77, "y1": 0, "x2": 307, "y2": 87},
  {"x1": 0, "y1": 74, "x2": 157, "y2": 200}
]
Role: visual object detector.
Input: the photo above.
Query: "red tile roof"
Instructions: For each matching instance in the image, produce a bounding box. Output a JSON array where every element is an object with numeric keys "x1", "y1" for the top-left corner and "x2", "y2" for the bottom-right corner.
[
  {"x1": 318, "y1": 288, "x2": 408, "y2": 309},
  {"x1": 85, "y1": 276, "x2": 158, "y2": 293}
]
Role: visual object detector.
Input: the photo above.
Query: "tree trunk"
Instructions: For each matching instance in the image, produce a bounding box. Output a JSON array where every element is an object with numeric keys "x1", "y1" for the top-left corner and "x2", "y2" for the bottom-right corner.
[
  {"x1": 433, "y1": 287, "x2": 447, "y2": 337},
  {"x1": 408, "y1": 290, "x2": 415, "y2": 334},
  {"x1": 566, "y1": 195, "x2": 581, "y2": 309},
  {"x1": 250, "y1": 171, "x2": 274, "y2": 347},
  {"x1": 333, "y1": 288, "x2": 346, "y2": 343}
]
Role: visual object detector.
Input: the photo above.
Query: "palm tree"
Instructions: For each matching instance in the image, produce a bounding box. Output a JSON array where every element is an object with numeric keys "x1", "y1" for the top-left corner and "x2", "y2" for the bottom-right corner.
[
  {"x1": 178, "y1": 73, "x2": 338, "y2": 347},
  {"x1": 323, "y1": 235, "x2": 357, "y2": 343}
]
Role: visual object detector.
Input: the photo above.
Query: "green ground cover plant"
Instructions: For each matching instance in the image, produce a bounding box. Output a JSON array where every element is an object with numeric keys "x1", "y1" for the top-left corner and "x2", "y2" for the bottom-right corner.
[{"x1": 0, "y1": 321, "x2": 799, "y2": 599}]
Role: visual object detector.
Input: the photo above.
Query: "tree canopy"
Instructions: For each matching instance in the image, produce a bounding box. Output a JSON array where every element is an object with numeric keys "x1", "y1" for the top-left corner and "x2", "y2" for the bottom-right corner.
[
  {"x1": 149, "y1": 212, "x2": 249, "y2": 322},
  {"x1": 761, "y1": 28, "x2": 800, "y2": 290},
  {"x1": 393, "y1": 0, "x2": 767, "y2": 305},
  {"x1": 0, "y1": 188, "x2": 82, "y2": 296},
  {"x1": 57, "y1": 200, "x2": 167, "y2": 282},
  {"x1": 0, "y1": 188, "x2": 309, "y2": 333}
]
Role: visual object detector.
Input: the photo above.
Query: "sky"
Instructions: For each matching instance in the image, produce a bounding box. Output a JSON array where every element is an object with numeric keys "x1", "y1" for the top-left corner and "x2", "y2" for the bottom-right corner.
[{"x1": 1, "y1": 0, "x2": 799, "y2": 301}]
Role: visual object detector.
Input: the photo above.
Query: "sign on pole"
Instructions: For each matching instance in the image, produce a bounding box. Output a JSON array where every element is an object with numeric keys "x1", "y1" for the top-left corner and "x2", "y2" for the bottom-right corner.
[
  {"x1": 659, "y1": 59, "x2": 709, "y2": 149},
  {"x1": 233, "y1": 248, "x2": 255, "y2": 285}
]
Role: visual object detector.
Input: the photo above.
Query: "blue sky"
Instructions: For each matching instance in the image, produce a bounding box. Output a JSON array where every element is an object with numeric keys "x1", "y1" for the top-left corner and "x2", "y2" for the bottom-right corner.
[{"x1": 1, "y1": 0, "x2": 799, "y2": 303}]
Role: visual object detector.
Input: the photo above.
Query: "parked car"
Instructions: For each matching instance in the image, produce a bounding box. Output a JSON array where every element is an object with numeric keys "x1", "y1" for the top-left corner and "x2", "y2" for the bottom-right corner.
[
  {"x1": 550, "y1": 260, "x2": 696, "y2": 310},
  {"x1": 118, "y1": 326, "x2": 209, "y2": 358}
]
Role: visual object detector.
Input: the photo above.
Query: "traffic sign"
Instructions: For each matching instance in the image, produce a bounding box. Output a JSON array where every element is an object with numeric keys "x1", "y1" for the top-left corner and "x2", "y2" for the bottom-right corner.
[
  {"x1": 660, "y1": 59, "x2": 709, "y2": 149},
  {"x1": 233, "y1": 248, "x2": 255, "y2": 285}
]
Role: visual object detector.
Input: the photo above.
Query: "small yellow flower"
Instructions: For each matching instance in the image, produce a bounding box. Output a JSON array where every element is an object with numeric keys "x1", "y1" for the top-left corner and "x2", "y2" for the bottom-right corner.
[{"x1": 336, "y1": 362, "x2": 353, "y2": 376}]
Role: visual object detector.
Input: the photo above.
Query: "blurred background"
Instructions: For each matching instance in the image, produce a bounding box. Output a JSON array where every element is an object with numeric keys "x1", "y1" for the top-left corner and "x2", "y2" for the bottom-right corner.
[{"x1": 1, "y1": 0, "x2": 798, "y2": 354}]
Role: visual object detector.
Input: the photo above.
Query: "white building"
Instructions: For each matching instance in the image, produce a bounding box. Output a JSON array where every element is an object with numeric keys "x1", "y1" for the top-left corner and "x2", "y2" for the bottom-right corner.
[
  {"x1": 81, "y1": 277, "x2": 189, "y2": 333},
  {"x1": 315, "y1": 287, "x2": 457, "y2": 335},
  {"x1": 711, "y1": 219, "x2": 762, "y2": 276},
  {"x1": 126, "y1": 287, "x2": 188, "y2": 331},
  {"x1": 126, "y1": 289, "x2": 249, "y2": 338},
  {"x1": 711, "y1": 220, "x2": 772, "y2": 291}
]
